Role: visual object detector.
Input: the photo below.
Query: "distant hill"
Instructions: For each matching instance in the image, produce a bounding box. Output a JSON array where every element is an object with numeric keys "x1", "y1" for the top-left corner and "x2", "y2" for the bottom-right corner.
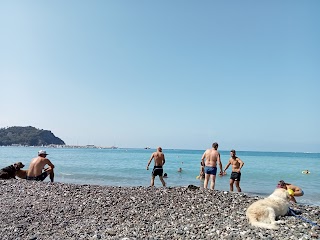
[{"x1": 0, "y1": 126, "x2": 65, "y2": 146}]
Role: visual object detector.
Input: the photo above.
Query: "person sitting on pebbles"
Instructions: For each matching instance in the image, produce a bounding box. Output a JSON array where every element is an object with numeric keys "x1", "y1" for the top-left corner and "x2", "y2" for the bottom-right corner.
[
  {"x1": 26, "y1": 150, "x2": 55, "y2": 182},
  {"x1": 0, "y1": 162, "x2": 25, "y2": 179},
  {"x1": 277, "y1": 180, "x2": 304, "y2": 203}
]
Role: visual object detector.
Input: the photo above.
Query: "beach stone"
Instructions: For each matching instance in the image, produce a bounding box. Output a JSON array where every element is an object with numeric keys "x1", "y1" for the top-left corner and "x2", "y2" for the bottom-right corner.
[
  {"x1": 0, "y1": 180, "x2": 319, "y2": 240},
  {"x1": 105, "y1": 229, "x2": 116, "y2": 236}
]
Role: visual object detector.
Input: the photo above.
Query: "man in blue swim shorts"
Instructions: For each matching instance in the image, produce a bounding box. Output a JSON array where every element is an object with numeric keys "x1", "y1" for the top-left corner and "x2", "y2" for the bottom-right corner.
[
  {"x1": 146, "y1": 147, "x2": 166, "y2": 187},
  {"x1": 201, "y1": 142, "x2": 223, "y2": 190}
]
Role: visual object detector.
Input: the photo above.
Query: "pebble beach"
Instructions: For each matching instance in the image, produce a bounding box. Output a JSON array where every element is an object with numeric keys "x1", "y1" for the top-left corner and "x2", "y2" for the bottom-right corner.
[{"x1": 0, "y1": 180, "x2": 319, "y2": 240}]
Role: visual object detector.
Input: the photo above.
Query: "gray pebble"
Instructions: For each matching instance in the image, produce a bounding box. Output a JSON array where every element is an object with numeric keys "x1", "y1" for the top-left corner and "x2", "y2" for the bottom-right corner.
[{"x1": 0, "y1": 180, "x2": 319, "y2": 240}]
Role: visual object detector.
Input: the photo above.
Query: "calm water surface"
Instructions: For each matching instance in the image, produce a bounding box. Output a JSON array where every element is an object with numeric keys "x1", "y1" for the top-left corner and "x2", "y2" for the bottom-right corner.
[{"x1": 1, "y1": 146, "x2": 319, "y2": 206}]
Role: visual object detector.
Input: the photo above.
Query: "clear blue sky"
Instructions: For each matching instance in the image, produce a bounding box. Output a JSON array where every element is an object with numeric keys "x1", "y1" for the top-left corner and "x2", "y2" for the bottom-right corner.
[{"x1": 1, "y1": 1, "x2": 319, "y2": 152}]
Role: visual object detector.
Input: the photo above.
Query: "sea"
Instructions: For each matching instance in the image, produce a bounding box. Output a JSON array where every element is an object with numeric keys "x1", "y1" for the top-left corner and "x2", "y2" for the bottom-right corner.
[{"x1": 1, "y1": 146, "x2": 319, "y2": 206}]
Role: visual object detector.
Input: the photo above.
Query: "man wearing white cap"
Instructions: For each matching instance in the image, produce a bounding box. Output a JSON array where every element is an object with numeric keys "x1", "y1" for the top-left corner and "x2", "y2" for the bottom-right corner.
[{"x1": 26, "y1": 150, "x2": 55, "y2": 182}]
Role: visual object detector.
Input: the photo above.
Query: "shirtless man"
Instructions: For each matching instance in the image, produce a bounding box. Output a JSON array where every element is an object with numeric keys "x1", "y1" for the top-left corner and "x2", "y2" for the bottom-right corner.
[
  {"x1": 26, "y1": 150, "x2": 55, "y2": 182},
  {"x1": 277, "y1": 180, "x2": 304, "y2": 203},
  {"x1": 201, "y1": 142, "x2": 223, "y2": 190},
  {"x1": 223, "y1": 149, "x2": 244, "y2": 192},
  {"x1": 146, "y1": 147, "x2": 166, "y2": 187}
]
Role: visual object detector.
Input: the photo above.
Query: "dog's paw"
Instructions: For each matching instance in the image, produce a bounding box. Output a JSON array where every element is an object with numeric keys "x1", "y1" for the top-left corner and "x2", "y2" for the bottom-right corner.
[
  {"x1": 275, "y1": 220, "x2": 285, "y2": 224},
  {"x1": 268, "y1": 224, "x2": 280, "y2": 230}
]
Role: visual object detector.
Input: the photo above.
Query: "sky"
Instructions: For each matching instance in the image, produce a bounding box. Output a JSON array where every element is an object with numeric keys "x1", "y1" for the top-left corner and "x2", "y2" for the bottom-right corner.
[{"x1": 0, "y1": 1, "x2": 319, "y2": 152}]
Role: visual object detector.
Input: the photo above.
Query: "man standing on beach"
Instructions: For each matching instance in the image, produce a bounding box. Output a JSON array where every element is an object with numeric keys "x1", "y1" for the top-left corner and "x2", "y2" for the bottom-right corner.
[
  {"x1": 146, "y1": 147, "x2": 166, "y2": 187},
  {"x1": 26, "y1": 150, "x2": 55, "y2": 182},
  {"x1": 223, "y1": 149, "x2": 244, "y2": 192},
  {"x1": 201, "y1": 142, "x2": 223, "y2": 190}
]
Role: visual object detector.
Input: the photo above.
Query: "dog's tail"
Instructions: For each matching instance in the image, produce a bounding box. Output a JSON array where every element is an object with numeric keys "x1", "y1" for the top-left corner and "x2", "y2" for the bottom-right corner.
[
  {"x1": 248, "y1": 219, "x2": 279, "y2": 230},
  {"x1": 247, "y1": 207, "x2": 279, "y2": 230}
]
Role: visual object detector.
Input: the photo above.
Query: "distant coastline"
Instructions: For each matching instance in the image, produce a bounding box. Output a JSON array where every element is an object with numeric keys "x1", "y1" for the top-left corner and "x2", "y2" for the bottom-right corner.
[
  {"x1": 2, "y1": 145, "x2": 320, "y2": 154},
  {"x1": 3, "y1": 144, "x2": 118, "y2": 149},
  {"x1": 0, "y1": 126, "x2": 65, "y2": 146}
]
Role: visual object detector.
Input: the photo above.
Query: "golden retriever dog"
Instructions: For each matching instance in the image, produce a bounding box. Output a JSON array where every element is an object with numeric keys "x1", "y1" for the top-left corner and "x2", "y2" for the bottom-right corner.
[{"x1": 246, "y1": 188, "x2": 290, "y2": 229}]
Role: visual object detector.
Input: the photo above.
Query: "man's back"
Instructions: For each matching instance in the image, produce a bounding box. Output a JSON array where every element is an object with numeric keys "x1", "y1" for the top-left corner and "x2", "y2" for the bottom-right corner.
[
  {"x1": 153, "y1": 152, "x2": 165, "y2": 166},
  {"x1": 28, "y1": 157, "x2": 48, "y2": 177},
  {"x1": 204, "y1": 149, "x2": 219, "y2": 167}
]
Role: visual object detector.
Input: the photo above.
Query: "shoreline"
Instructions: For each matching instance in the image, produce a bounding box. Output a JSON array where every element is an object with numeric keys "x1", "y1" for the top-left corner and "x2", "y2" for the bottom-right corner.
[
  {"x1": 3, "y1": 145, "x2": 320, "y2": 154},
  {"x1": 1, "y1": 180, "x2": 319, "y2": 239}
]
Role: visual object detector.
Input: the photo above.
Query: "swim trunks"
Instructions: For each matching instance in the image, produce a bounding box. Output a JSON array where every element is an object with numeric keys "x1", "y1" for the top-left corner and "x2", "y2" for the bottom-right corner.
[
  {"x1": 230, "y1": 172, "x2": 241, "y2": 181},
  {"x1": 26, "y1": 172, "x2": 48, "y2": 181},
  {"x1": 152, "y1": 166, "x2": 163, "y2": 176},
  {"x1": 204, "y1": 166, "x2": 217, "y2": 175}
]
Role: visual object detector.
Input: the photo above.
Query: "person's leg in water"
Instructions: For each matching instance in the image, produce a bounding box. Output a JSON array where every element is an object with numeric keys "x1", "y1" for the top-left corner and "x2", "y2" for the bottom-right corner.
[
  {"x1": 150, "y1": 175, "x2": 155, "y2": 186},
  {"x1": 235, "y1": 180, "x2": 241, "y2": 192},
  {"x1": 204, "y1": 173, "x2": 210, "y2": 189},
  {"x1": 159, "y1": 176, "x2": 166, "y2": 187},
  {"x1": 229, "y1": 178, "x2": 234, "y2": 191},
  {"x1": 210, "y1": 175, "x2": 216, "y2": 190}
]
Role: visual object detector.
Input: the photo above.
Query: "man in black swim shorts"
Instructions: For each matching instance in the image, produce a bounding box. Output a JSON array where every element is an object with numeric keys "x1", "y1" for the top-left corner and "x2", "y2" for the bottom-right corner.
[
  {"x1": 152, "y1": 166, "x2": 164, "y2": 177},
  {"x1": 26, "y1": 150, "x2": 55, "y2": 182},
  {"x1": 146, "y1": 147, "x2": 166, "y2": 187},
  {"x1": 230, "y1": 172, "x2": 241, "y2": 181},
  {"x1": 223, "y1": 149, "x2": 244, "y2": 192},
  {"x1": 26, "y1": 171, "x2": 49, "y2": 181}
]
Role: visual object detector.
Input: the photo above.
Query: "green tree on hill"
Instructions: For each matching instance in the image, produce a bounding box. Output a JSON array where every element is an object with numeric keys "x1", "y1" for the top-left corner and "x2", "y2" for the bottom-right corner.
[{"x1": 0, "y1": 126, "x2": 65, "y2": 146}]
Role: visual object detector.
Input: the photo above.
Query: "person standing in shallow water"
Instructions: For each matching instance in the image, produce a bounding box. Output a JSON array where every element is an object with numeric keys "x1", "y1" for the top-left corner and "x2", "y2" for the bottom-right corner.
[
  {"x1": 223, "y1": 149, "x2": 244, "y2": 192},
  {"x1": 201, "y1": 142, "x2": 223, "y2": 190},
  {"x1": 146, "y1": 147, "x2": 166, "y2": 187}
]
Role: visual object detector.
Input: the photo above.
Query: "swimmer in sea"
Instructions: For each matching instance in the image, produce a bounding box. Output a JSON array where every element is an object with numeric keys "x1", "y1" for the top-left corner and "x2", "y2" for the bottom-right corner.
[{"x1": 198, "y1": 162, "x2": 205, "y2": 180}]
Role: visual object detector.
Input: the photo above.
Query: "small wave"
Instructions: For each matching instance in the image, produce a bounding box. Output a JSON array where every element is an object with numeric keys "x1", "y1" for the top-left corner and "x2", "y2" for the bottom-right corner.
[{"x1": 59, "y1": 172, "x2": 74, "y2": 176}]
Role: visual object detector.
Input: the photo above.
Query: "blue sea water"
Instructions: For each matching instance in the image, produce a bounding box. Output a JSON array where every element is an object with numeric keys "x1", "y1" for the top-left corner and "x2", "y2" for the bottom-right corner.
[{"x1": 1, "y1": 146, "x2": 319, "y2": 206}]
